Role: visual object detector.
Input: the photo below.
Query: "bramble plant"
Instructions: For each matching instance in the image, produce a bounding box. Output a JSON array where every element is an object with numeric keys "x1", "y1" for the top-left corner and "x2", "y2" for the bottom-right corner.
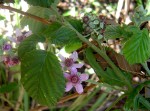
[{"x1": 0, "y1": 0, "x2": 150, "y2": 111}]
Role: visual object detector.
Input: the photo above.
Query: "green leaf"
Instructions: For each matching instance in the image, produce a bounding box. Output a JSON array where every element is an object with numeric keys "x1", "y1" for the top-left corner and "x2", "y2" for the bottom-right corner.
[
  {"x1": 51, "y1": 26, "x2": 77, "y2": 45},
  {"x1": 125, "y1": 80, "x2": 150, "y2": 109},
  {"x1": 24, "y1": 0, "x2": 56, "y2": 7},
  {"x1": 42, "y1": 19, "x2": 82, "y2": 46},
  {"x1": 85, "y1": 48, "x2": 105, "y2": 77},
  {"x1": 138, "y1": 95, "x2": 150, "y2": 110},
  {"x1": 0, "y1": 82, "x2": 18, "y2": 93},
  {"x1": 18, "y1": 34, "x2": 45, "y2": 58},
  {"x1": 18, "y1": 34, "x2": 65, "y2": 106},
  {"x1": 66, "y1": 18, "x2": 83, "y2": 33},
  {"x1": 132, "y1": 5, "x2": 150, "y2": 26},
  {"x1": 0, "y1": 15, "x2": 5, "y2": 20},
  {"x1": 21, "y1": 6, "x2": 55, "y2": 33},
  {"x1": 21, "y1": 50, "x2": 65, "y2": 106},
  {"x1": 65, "y1": 39, "x2": 82, "y2": 53},
  {"x1": 85, "y1": 48, "x2": 127, "y2": 87},
  {"x1": 104, "y1": 67, "x2": 131, "y2": 87},
  {"x1": 42, "y1": 22, "x2": 62, "y2": 37},
  {"x1": 104, "y1": 25, "x2": 123, "y2": 39},
  {"x1": 123, "y1": 29, "x2": 150, "y2": 64}
]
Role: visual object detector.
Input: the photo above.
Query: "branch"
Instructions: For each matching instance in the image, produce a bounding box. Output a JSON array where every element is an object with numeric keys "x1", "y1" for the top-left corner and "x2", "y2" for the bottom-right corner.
[{"x1": 0, "y1": 4, "x2": 51, "y2": 24}]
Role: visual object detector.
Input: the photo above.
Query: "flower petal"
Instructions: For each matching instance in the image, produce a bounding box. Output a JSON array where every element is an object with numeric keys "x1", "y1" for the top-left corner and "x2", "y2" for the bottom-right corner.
[
  {"x1": 80, "y1": 74, "x2": 89, "y2": 81},
  {"x1": 25, "y1": 31, "x2": 32, "y2": 37},
  {"x1": 73, "y1": 63, "x2": 84, "y2": 68},
  {"x1": 70, "y1": 51, "x2": 78, "y2": 61},
  {"x1": 15, "y1": 29, "x2": 22, "y2": 37},
  {"x1": 58, "y1": 54, "x2": 65, "y2": 61},
  {"x1": 60, "y1": 62, "x2": 65, "y2": 68},
  {"x1": 7, "y1": 36, "x2": 17, "y2": 43},
  {"x1": 75, "y1": 84, "x2": 83, "y2": 94},
  {"x1": 65, "y1": 82, "x2": 73, "y2": 92},
  {"x1": 70, "y1": 67, "x2": 77, "y2": 75},
  {"x1": 64, "y1": 73, "x2": 70, "y2": 80}
]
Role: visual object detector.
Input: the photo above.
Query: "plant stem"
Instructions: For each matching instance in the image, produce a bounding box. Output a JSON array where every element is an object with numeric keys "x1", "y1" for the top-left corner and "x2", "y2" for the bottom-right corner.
[
  {"x1": 0, "y1": 4, "x2": 50, "y2": 24},
  {"x1": 89, "y1": 88, "x2": 111, "y2": 111},
  {"x1": 64, "y1": 21, "x2": 132, "y2": 90},
  {"x1": 0, "y1": 96, "x2": 14, "y2": 108},
  {"x1": 51, "y1": 8, "x2": 131, "y2": 88},
  {"x1": 14, "y1": 85, "x2": 24, "y2": 111},
  {"x1": 105, "y1": 94, "x2": 126, "y2": 111}
]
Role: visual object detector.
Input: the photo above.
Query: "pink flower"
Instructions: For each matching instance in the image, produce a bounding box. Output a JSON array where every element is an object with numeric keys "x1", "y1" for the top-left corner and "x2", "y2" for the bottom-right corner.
[
  {"x1": 7, "y1": 29, "x2": 32, "y2": 43},
  {"x1": 64, "y1": 68, "x2": 89, "y2": 94},
  {"x1": 59, "y1": 51, "x2": 83, "y2": 70}
]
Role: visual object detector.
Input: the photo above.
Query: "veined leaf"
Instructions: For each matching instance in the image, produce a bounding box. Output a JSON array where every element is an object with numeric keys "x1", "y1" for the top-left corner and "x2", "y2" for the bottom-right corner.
[
  {"x1": 18, "y1": 34, "x2": 45, "y2": 58},
  {"x1": 125, "y1": 80, "x2": 150, "y2": 109},
  {"x1": 123, "y1": 29, "x2": 150, "y2": 64},
  {"x1": 138, "y1": 95, "x2": 150, "y2": 110},
  {"x1": 85, "y1": 48, "x2": 127, "y2": 87},
  {"x1": 21, "y1": 6, "x2": 55, "y2": 33},
  {"x1": 132, "y1": 5, "x2": 150, "y2": 26},
  {"x1": 42, "y1": 22, "x2": 62, "y2": 37},
  {"x1": 66, "y1": 18, "x2": 83, "y2": 33},
  {"x1": 42, "y1": 19, "x2": 82, "y2": 47},
  {"x1": 85, "y1": 48, "x2": 105, "y2": 77},
  {"x1": 0, "y1": 82, "x2": 18, "y2": 93},
  {"x1": 104, "y1": 25, "x2": 123, "y2": 39},
  {"x1": 21, "y1": 50, "x2": 65, "y2": 106},
  {"x1": 65, "y1": 39, "x2": 82, "y2": 53},
  {"x1": 24, "y1": 0, "x2": 57, "y2": 7},
  {"x1": 50, "y1": 26, "x2": 77, "y2": 45},
  {"x1": 18, "y1": 34, "x2": 65, "y2": 106}
]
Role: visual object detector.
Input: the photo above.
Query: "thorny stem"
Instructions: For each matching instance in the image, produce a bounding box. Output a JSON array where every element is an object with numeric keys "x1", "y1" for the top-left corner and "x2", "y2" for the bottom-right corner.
[
  {"x1": 50, "y1": 7, "x2": 132, "y2": 90},
  {"x1": 0, "y1": 4, "x2": 51, "y2": 24},
  {"x1": 63, "y1": 21, "x2": 132, "y2": 90}
]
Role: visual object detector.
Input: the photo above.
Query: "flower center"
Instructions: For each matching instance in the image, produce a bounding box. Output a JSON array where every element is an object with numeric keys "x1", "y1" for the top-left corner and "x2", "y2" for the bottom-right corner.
[
  {"x1": 3, "y1": 44, "x2": 12, "y2": 50},
  {"x1": 17, "y1": 36, "x2": 25, "y2": 42},
  {"x1": 64, "y1": 58, "x2": 74, "y2": 67},
  {"x1": 71, "y1": 75, "x2": 79, "y2": 83}
]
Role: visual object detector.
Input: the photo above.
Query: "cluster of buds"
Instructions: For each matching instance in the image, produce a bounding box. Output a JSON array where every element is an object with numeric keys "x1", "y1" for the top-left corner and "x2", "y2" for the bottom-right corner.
[
  {"x1": 3, "y1": 56, "x2": 19, "y2": 67},
  {"x1": 82, "y1": 13, "x2": 106, "y2": 40},
  {"x1": 1, "y1": 29, "x2": 32, "y2": 67},
  {"x1": 59, "y1": 51, "x2": 89, "y2": 94}
]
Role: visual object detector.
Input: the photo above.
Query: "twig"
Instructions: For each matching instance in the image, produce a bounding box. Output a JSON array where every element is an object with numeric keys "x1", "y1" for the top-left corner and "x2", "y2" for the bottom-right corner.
[
  {"x1": 0, "y1": 4, "x2": 51, "y2": 24},
  {"x1": 30, "y1": 102, "x2": 72, "y2": 111},
  {"x1": 59, "y1": 84, "x2": 96, "y2": 104},
  {"x1": 0, "y1": 96, "x2": 14, "y2": 108},
  {"x1": 115, "y1": 0, "x2": 124, "y2": 20},
  {"x1": 124, "y1": 0, "x2": 130, "y2": 18}
]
